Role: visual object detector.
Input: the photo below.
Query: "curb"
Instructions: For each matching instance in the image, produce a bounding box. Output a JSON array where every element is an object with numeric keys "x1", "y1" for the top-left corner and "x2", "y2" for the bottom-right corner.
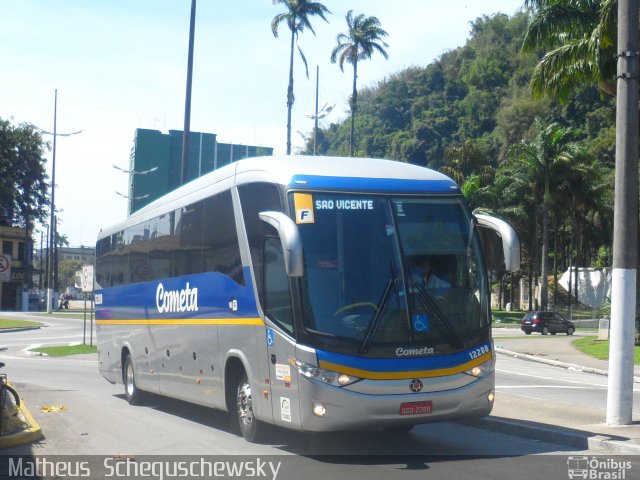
[
  {"x1": 0, "y1": 394, "x2": 44, "y2": 449},
  {"x1": 465, "y1": 417, "x2": 640, "y2": 455},
  {"x1": 0, "y1": 326, "x2": 41, "y2": 334},
  {"x1": 495, "y1": 347, "x2": 640, "y2": 383}
]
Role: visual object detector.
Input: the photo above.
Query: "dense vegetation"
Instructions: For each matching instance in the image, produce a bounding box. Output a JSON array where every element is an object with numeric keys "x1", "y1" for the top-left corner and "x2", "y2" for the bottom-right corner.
[{"x1": 304, "y1": 12, "x2": 616, "y2": 310}]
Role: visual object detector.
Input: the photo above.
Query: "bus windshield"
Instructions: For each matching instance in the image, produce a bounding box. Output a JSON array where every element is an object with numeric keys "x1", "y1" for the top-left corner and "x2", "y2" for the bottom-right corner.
[{"x1": 291, "y1": 192, "x2": 489, "y2": 354}]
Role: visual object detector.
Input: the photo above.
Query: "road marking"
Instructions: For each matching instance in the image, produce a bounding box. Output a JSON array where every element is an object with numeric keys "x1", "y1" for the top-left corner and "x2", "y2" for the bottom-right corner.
[
  {"x1": 0, "y1": 353, "x2": 97, "y2": 364},
  {"x1": 496, "y1": 368, "x2": 607, "y2": 387},
  {"x1": 23, "y1": 344, "x2": 41, "y2": 355},
  {"x1": 3, "y1": 335, "x2": 86, "y2": 344},
  {"x1": 498, "y1": 364, "x2": 640, "y2": 393},
  {"x1": 497, "y1": 385, "x2": 605, "y2": 390}
]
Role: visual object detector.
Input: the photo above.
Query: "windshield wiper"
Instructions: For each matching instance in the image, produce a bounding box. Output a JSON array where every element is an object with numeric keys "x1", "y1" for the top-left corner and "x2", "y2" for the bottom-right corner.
[
  {"x1": 359, "y1": 276, "x2": 398, "y2": 354},
  {"x1": 412, "y1": 282, "x2": 462, "y2": 349}
]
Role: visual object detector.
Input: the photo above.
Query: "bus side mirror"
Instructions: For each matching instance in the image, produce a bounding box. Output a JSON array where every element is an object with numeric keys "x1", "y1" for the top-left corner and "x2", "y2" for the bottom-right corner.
[
  {"x1": 259, "y1": 211, "x2": 304, "y2": 277},
  {"x1": 474, "y1": 213, "x2": 521, "y2": 274}
]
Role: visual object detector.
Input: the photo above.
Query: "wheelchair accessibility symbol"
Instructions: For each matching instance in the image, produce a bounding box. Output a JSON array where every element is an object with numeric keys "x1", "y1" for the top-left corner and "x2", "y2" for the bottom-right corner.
[{"x1": 413, "y1": 314, "x2": 428, "y2": 332}]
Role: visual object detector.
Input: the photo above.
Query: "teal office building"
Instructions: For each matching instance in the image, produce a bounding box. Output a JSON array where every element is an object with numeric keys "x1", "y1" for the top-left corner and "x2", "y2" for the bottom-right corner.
[{"x1": 127, "y1": 128, "x2": 273, "y2": 214}]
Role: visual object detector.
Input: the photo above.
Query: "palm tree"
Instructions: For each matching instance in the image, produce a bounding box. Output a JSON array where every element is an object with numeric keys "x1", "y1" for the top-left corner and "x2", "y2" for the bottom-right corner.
[
  {"x1": 271, "y1": 0, "x2": 330, "y2": 155},
  {"x1": 506, "y1": 118, "x2": 590, "y2": 310},
  {"x1": 554, "y1": 156, "x2": 612, "y2": 306},
  {"x1": 330, "y1": 10, "x2": 389, "y2": 156},
  {"x1": 56, "y1": 232, "x2": 70, "y2": 248},
  {"x1": 522, "y1": 0, "x2": 617, "y2": 100},
  {"x1": 441, "y1": 139, "x2": 495, "y2": 186}
]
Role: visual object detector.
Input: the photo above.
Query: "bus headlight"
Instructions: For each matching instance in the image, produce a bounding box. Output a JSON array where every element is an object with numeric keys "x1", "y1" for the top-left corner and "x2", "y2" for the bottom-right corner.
[
  {"x1": 295, "y1": 360, "x2": 360, "y2": 387},
  {"x1": 464, "y1": 358, "x2": 495, "y2": 378}
]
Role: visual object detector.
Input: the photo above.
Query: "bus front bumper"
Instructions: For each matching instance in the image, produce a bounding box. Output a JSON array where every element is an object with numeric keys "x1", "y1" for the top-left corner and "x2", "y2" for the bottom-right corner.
[{"x1": 296, "y1": 372, "x2": 494, "y2": 432}]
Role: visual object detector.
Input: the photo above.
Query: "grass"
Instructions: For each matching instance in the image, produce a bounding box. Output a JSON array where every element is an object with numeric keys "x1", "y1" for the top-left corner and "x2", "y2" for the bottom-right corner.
[
  {"x1": 0, "y1": 318, "x2": 43, "y2": 329},
  {"x1": 572, "y1": 336, "x2": 640, "y2": 365},
  {"x1": 30, "y1": 344, "x2": 97, "y2": 357}
]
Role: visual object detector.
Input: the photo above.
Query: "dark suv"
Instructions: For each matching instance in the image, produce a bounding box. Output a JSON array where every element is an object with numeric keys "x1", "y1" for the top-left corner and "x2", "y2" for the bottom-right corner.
[{"x1": 520, "y1": 311, "x2": 575, "y2": 336}]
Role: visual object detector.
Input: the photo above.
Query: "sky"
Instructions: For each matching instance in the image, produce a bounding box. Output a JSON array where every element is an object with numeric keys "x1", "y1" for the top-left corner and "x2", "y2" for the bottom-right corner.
[{"x1": 0, "y1": 0, "x2": 524, "y2": 248}]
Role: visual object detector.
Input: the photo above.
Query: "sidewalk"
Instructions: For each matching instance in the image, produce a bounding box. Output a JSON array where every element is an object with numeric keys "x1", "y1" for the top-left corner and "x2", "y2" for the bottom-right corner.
[
  {"x1": 469, "y1": 329, "x2": 640, "y2": 454},
  {"x1": 0, "y1": 384, "x2": 43, "y2": 449}
]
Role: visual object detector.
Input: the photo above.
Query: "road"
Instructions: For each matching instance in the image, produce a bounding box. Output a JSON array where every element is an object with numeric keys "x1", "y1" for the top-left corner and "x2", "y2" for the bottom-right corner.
[
  {"x1": 0, "y1": 316, "x2": 629, "y2": 480},
  {"x1": 497, "y1": 354, "x2": 640, "y2": 412}
]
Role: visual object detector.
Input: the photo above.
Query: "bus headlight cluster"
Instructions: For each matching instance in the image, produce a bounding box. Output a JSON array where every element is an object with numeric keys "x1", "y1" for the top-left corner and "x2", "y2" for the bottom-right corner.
[
  {"x1": 464, "y1": 358, "x2": 495, "y2": 378},
  {"x1": 295, "y1": 360, "x2": 360, "y2": 387}
]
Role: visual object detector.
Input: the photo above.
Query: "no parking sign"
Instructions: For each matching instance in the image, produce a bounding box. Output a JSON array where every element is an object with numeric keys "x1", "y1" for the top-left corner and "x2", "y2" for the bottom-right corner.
[{"x1": 81, "y1": 265, "x2": 94, "y2": 292}]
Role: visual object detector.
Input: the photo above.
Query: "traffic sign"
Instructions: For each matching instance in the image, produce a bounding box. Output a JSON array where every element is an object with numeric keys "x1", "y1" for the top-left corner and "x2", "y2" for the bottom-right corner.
[
  {"x1": 0, "y1": 254, "x2": 11, "y2": 282},
  {"x1": 81, "y1": 265, "x2": 94, "y2": 292}
]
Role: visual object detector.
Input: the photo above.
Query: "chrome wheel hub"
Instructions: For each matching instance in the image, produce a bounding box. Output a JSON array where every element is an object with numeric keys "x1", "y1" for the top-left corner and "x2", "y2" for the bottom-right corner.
[{"x1": 237, "y1": 382, "x2": 253, "y2": 425}]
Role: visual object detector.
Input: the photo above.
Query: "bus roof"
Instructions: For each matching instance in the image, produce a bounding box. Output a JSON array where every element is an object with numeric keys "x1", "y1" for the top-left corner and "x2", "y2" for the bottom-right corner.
[{"x1": 99, "y1": 155, "x2": 459, "y2": 240}]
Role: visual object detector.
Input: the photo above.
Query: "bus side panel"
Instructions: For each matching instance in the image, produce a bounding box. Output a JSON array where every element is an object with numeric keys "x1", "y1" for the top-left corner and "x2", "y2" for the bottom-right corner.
[
  {"x1": 154, "y1": 324, "x2": 223, "y2": 408},
  {"x1": 97, "y1": 321, "x2": 122, "y2": 385},
  {"x1": 96, "y1": 316, "x2": 159, "y2": 394}
]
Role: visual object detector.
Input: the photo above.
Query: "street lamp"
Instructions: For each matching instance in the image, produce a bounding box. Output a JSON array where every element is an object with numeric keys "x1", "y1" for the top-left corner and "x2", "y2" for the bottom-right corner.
[
  {"x1": 113, "y1": 164, "x2": 157, "y2": 213},
  {"x1": 36, "y1": 90, "x2": 83, "y2": 314},
  {"x1": 115, "y1": 191, "x2": 150, "y2": 201},
  {"x1": 112, "y1": 164, "x2": 158, "y2": 175},
  {"x1": 304, "y1": 66, "x2": 334, "y2": 155}
]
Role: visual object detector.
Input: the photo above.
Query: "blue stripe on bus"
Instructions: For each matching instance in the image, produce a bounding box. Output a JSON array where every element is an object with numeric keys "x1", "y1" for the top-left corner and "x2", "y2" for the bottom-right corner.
[
  {"x1": 315, "y1": 341, "x2": 492, "y2": 374},
  {"x1": 289, "y1": 175, "x2": 459, "y2": 194},
  {"x1": 96, "y1": 268, "x2": 259, "y2": 320}
]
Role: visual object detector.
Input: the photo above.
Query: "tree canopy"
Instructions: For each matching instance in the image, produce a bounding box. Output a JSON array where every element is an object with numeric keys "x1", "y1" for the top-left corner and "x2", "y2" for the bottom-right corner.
[
  {"x1": 306, "y1": 12, "x2": 615, "y2": 169},
  {"x1": 0, "y1": 118, "x2": 50, "y2": 229}
]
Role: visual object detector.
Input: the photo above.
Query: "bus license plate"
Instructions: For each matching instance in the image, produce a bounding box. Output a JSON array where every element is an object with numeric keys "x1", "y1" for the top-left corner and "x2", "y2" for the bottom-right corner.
[{"x1": 399, "y1": 401, "x2": 432, "y2": 415}]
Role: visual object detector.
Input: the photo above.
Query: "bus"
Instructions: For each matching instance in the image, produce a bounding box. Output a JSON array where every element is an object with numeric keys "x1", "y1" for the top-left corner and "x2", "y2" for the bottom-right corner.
[{"x1": 95, "y1": 155, "x2": 520, "y2": 442}]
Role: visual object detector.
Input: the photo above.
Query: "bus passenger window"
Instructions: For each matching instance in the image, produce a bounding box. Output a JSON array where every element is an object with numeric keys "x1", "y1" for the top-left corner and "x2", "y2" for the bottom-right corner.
[
  {"x1": 238, "y1": 182, "x2": 283, "y2": 306},
  {"x1": 263, "y1": 237, "x2": 294, "y2": 334},
  {"x1": 201, "y1": 191, "x2": 244, "y2": 285}
]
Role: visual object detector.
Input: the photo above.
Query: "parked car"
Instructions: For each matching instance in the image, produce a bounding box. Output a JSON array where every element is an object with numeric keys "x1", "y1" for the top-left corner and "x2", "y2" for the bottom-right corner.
[
  {"x1": 520, "y1": 311, "x2": 575, "y2": 336},
  {"x1": 28, "y1": 292, "x2": 46, "y2": 312}
]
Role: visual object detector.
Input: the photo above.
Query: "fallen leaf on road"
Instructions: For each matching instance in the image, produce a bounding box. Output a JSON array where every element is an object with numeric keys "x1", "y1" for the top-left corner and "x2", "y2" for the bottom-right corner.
[{"x1": 40, "y1": 405, "x2": 66, "y2": 413}]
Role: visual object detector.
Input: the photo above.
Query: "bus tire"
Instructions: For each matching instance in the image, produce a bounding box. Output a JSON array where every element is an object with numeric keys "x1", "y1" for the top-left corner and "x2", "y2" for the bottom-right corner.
[
  {"x1": 236, "y1": 372, "x2": 263, "y2": 443},
  {"x1": 123, "y1": 354, "x2": 141, "y2": 405}
]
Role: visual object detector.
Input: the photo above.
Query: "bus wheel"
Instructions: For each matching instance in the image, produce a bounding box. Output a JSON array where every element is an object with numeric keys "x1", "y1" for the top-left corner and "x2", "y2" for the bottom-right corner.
[
  {"x1": 123, "y1": 354, "x2": 140, "y2": 405},
  {"x1": 236, "y1": 373, "x2": 262, "y2": 442}
]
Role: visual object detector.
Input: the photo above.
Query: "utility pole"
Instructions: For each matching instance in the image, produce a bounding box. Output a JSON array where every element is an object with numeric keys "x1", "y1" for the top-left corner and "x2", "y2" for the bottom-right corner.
[
  {"x1": 305, "y1": 66, "x2": 333, "y2": 156},
  {"x1": 39, "y1": 230, "x2": 43, "y2": 290},
  {"x1": 46, "y1": 90, "x2": 58, "y2": 314},
  {"x1": 314, "y1": 66, "x2": 319, "y2": 155},
  {"x1": 607, "y1": 0, "x2": 639, "y2": 425},
  {"x1": 39, "y1": 91, "x2": 82, "y2": 314},
  {"x1": 181, "y1": 0, "x2": 196, "y2": 186}
]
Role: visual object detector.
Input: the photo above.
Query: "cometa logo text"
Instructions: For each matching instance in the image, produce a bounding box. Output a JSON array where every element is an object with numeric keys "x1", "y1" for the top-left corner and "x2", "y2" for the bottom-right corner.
[
  {"x1": 156, "y1": 282, "x2": 199, "y2": 313},
  {"x1": 396, "y1": 346, "x2": 434, "y2": 357}
]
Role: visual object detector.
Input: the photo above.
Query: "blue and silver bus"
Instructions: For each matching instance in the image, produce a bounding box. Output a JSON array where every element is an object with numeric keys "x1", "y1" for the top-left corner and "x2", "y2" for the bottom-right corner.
[{"x1": 95, "y1": 155, "x2": 519, "y2": 442}]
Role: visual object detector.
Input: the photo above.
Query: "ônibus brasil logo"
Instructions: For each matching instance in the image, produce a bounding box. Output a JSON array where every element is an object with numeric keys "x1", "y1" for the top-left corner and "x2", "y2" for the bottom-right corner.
[
  {"x1": 156, "y1": 282, "x2": 199, "y2": 313},
  {"x1": 567, "y1": 457, "x2": 632, "y2": 480}
]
